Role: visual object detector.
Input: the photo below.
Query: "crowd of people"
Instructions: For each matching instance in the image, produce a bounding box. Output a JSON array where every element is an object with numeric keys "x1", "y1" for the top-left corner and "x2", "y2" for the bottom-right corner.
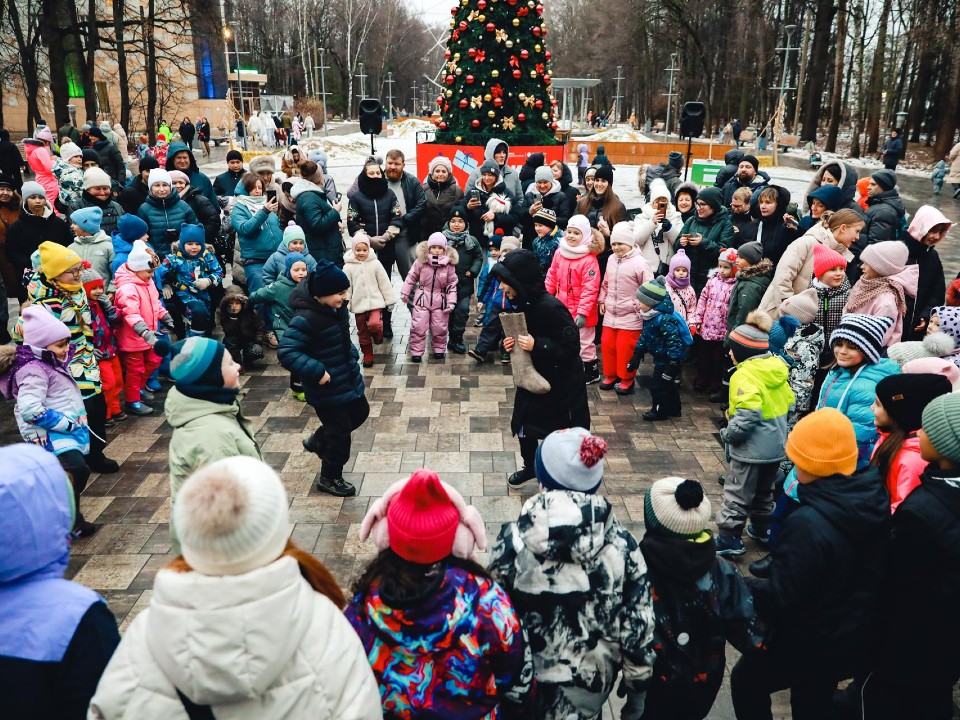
[{"x1": 1, "y1": 123, "x2": 959, "y2": 719}]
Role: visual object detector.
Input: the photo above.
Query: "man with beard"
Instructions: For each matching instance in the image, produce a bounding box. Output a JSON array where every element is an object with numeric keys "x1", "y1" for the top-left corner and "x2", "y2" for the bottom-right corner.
[{"x1": 722, "y1": 155, "x2": 770, "y2": 206}]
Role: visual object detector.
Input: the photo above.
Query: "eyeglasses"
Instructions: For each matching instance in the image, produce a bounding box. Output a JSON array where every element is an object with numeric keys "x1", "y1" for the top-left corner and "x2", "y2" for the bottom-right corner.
[{"x1": 64, "y1": 267, "x2": 83, "y2": 277}]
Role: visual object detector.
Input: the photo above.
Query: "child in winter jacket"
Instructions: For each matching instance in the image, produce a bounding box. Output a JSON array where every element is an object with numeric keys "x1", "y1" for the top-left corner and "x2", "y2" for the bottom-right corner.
[
  {"x1": 844, "y1": 240, "x2": 918, "y2": 346},
  {"x1": 871, "y1": 373, "x2": 951, "y2": 512},
  {"x1": 249, "y1": 253, "x2": 308, "y2": 340},
  {"x1": 725, "y1": 242, "x2": 773, "y2": 338},
  {"x1": 159, "y1": 223, "x2": 223, "y2": 336},
  {"x1": 400, "y1": 233, "x2": 459, "y2": 362},
  {"x1": 110, "y1": 214, "x2": 150, "y2": 275},
  {"x1": 692, "y1": 247, "x2": 738, "y2": 394},
  {"x1": 114, "y1": 240, "x2": 174, "y2": 416},
  {"x1": 278, "y1": 261, "x2": 369, "y2": 498},
  {"x1": 888, "y1": 306, "x2": 960, "y2": 367},
  {"x1": 932, "y1": 157, "x2": 947, "y2": 195},
  {"x1": 342, "y1": 233, "x2": 399, "y2": 368},
  {"x1": 261, "y1": 221, "x2": 318, "y2": 284},
  {"x1": 442, "y1": 206, "x2": 484, "y2": 353},
  {"x1": 779, "y1": 289, "x2": 825, "y2": 428},
  {"x1": 474, "y1": 234, "x2": 502, "y2": 325},
  {"x1": 627, "y1": 276, "x2": 693, "y2": 421},
  {"x1": 348, "y1": 470, "x2": 534, "y2": 719},
  {"x1": 666, "y1": 249, "x2": 697, "y2": 324},
  {"x1": 640, "y1": 477, "x2": 765, "y2": 720},
  {"x1": 469, "y1": 237, "x2": 519, "y2": 363},
  {"x1": 68, "y1": 206, "x2": 115, "y2": 292},
  {"x1": 717, "y1": 311, "x2": 795, "y2": 557},
  {"x1": 598, "y1": 221, "x2": 653, "y2": 395},
  {"x1": 81, "y1": 264, "x2": 124, "y2": 423},
  {"x1": 545, "y1": 214, "x2": 603, "y2": 383},
  {"x1": 811, "y1": 242, "x2": 852, "y2": 376},
  {"x1": 53, "y1": 142, "x2": 85, "y2": 209},
  {"x1": 218, "y1": 287, "x2": 265, "y2": 371},
  {"x1": 531, "y1": 207, "x2": 562, "y2": 277},
  {"x1": 489, "y1": 428, "x2": 656, "y2": 720},
  {"x1": 0, "y1": 306, "x2": 96, "y2": 535}
]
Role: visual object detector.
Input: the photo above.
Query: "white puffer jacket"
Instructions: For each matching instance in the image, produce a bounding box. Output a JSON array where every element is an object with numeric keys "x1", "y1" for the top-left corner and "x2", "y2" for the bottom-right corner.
[
  {"x1": 342, "y1": 247, "x2": 400, "y2": 314},
  {"x1": 632, "y1": 178, "x2": 682, "y2": 272},
  {"x1": 88, "y1": 556, "x2": 383, "y2": 720}
]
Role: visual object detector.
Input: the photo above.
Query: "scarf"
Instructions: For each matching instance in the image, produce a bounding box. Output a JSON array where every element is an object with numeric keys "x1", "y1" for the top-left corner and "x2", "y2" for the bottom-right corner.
[
  {"x1": 641, "y1": 308, "x2": 659, "y2": 320},
  {"x1": 666, "y1": 272, "x2": 690, "y2": 289},
  {"x1": 176, "y1": 382, "x2": 240, "y2": 405},
  {"x1": 844, "y1": 276, "x2": 906, "y2": 317},
  {"x1": 358, "y1": 173, "x2": 388, "y2": 199},
  {"x1": 234, "y1": 193, "x2": 266, "y2": 215},
  {"x1": 558, "y1": 237, "x2": 590, "y2": 260}
]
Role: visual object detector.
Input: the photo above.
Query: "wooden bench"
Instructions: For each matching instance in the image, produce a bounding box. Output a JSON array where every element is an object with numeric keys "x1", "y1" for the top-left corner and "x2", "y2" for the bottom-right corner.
[{"x1": 778, "y1": 134, "x2": 801, "y2": 151}]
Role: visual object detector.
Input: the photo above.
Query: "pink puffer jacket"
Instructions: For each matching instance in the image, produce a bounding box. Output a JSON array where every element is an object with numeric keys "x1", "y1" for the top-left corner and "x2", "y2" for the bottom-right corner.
[
  {"x1": 598, "y1": 247, "x2": 653, "y2": 330},
  {"x1": 693, "y1": 272, "x2": 737, "y2": 341},
  {"x1": 400, "y1": 242, "x2": 459, "y2": 312},
  {"x1": 24, "y1": 140, "x2": 59, "y2": 209},
  {"x1": 113, "y1": 264, "x2": 169, "y2": 352},
  {"x1": 545, "y1": 233, "x2": 603, "y2": 327}
]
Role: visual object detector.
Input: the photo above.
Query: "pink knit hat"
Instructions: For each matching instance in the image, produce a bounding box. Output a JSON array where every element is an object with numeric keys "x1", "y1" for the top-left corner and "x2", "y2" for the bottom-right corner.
[
  {"x1": 813, "y1": 243, "x2": 847, "y2": 278},
  {"x1": 34, "y1": 127, "x2": 53, "y2": 143},
  {"x1": 22, "y1": 305, "x2": 71, "y2": 348},
  {"x1": 861, "y1": 240, "x2": 909, "y2": 277},
  {"x1": 351, "y1": 231, "x2": 372, "y2": 251},
  {"x1": 902, "y1": 357, "x2": 960, "y2": 391},
  {"x1": 359, "y1": 469, "x2": 487, "y2": 564}
]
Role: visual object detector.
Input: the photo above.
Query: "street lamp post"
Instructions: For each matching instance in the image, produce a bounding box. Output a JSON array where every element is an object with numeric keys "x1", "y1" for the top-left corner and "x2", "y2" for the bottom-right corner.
[
  {"x1": 318, "y1": 47, "x2": 329, "y2": 137},
  {"x1": 664, "y1": 53, "x2": 678, "y2": 139},
  {"x1": 386, "y1": 72, "x2": 394, "y2": 121},
  {"x1": 223, "y1": 24, "x2": 246, "y2": 149},
  {"x1": 772, "y1": 24, "x2": 797, "y2": 167}
]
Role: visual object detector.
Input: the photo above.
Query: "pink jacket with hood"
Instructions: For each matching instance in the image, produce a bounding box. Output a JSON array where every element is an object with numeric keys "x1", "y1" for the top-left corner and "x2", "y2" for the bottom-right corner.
[
  {"x1": 545, "y1": 216, "x2": 603, "y2": 327},
  {"x1": 598, "y1": 243, "x2": 653, "y2": 330},
  {"x1": 871, "y1": 432, "x2": 927, "y2": 512},
  {"x1": 694, "y1": 271, "x2": 738, "y2": 341},
  {"x1": 400, "y1": 240, "x2": 459, "y2": 313},
  {"x1": 113, "y1": 264, "x2": 170, "y2": 352},
  {"x1": 24, "y1": 139, "x2": 59, "y2": 209}
]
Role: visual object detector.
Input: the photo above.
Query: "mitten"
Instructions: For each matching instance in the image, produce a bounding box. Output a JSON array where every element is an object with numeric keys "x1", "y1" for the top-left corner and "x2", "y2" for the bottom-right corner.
[
  {"x1": 160, "y1": 314, "x2": 176, "y2": 331},
  {"x1": 153, "y1": 337, "x2": 171, "y2": 357},
  {"x1": 574, "y1": 314, "x2": 587, "y2": 328},
  {"x1": 626, "y1": 350, "x2": 645, "y2": 373},
  {"x1": 500, "y1": 312, "x2": 551, "y2": 395},
  {"x1": 194, "y1": 278, "x2": 212, "y2": 291},
  {"x1": 162, "y1": 286, "x2": 173, "y2": 300}
]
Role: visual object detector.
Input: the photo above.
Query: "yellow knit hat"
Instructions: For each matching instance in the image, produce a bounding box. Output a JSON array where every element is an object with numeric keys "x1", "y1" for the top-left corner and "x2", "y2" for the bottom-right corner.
[
  {"x1": 786, "y1": 408, "x2": 858, "y2": 477},
  {"x1": 38, "y1": 241, "x2": 82, "y2": 279}
]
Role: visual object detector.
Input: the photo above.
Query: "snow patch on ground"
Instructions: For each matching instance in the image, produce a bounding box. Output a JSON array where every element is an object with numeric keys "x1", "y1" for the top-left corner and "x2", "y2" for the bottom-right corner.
[
  {"x1": 580, "y1": 129, "x2": 656, "y2": 143},
  {"x1": 389, "y1": 119, "x2": 437, "y2": 138}
]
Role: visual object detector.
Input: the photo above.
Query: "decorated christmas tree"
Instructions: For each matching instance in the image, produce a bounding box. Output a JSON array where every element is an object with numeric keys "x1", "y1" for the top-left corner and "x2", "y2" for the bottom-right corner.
[{"x1": 433, "y1": 0, "x2": 558, "y2": 146}]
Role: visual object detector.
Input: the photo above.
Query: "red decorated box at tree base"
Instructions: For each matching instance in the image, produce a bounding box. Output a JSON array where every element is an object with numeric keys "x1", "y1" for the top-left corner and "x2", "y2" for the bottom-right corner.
[{"x1": 415, "y1": 142, "x2": 566, "y2": 186}]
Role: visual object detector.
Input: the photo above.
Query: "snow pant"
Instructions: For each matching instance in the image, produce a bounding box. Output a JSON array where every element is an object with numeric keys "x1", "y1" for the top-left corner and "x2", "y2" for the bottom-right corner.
[
  {"x1": 475, "y1": 306, "x2": 505, "y2": 355},
  {"x1": 121, "y1": 349, "x2": 163, "y2": 404},
  {"x1": 355, "y1": 309, "x2": 382, "y2": 362},
  {"x1": 242, "y1": 261, "x2": 272, "y2": 330},
  {"x1": 59, "y1": 449, "x2": 92, "y2": 528},
  {"x1": 99, "y1": 356, "x2": 124, "y2": 418},
  {"x1": 648, "y1": 361, "x2": 681, "y2": 417},
  {"x1": 409, "y1": 306, "x2": 450, "y2": 356},
  {"x1": 600, "y1": 326, "x2": 641, "y2": 383},
  {"x1": 223, "y1": 336, "x2": 264, "y2": 369},
  {"x1": 447, "y1": 285, "x2": 473, "y2": 344},
  {"x1": 379, "y1": 231, "x2": 414, "y2": 333},
  {"x1": 694, "y1": 338, "x2": 727, "y2": 391},
  {"x1": 717, "y1": 458, "x2": 778, "y2": 537},
  {"x1": 170, "y1": 294, "x2": 213, "y2": 334},
  {"x1": 731, "y1": 643, "x2": 855, "y2": 720},
  {"x1": 578, "y1": 325, "x2": 597, "y2": 362},
  {"x1": 309, "y1": 395, "x2": 370, "y2": 478},
  {"x1": 82, "y1": 391, "x2": 108, "y2": 462}
]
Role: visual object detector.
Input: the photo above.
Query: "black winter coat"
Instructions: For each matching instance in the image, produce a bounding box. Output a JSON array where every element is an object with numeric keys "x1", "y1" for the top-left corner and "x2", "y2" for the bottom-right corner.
[
  {"x1": 0, "y1": 138, "x2": 25, "y2": 189},
  {"x1": 521, "y1": 183, "x2": 572, "y2": 241},
  {"x1": 347, "y1": 175, "x2": 402, "y2": 238},
  {"x1": 555, "y1": 162, "x2": 580, "y2": 211},
  {"x1": 213, "y1": 168, "x2": 245, "y2": 197},
  {"x1": 729, "y1": 212, "x2": 758, "y2": 246},
  {"x1": 902, "y1": 237, "x2": 945, "y2": 341},
  {"x1": 92, "y1": 139, "x2": 126, "y2": 188},
  {"x1": 118, "y1": 178, "x2": 149, "y2": 215},
  {"x1": 713, "y1": 149, "x2": 745, "y2": 189},
  {"x1": 861, "y1": 189, "x2": 905, "y2": 246},
  {"x1": 278, "y1": 280, "x2": 365, "y2": 409},
  {"x1": 0, "y1": 602, "x2": 119, "y2": 720},
  {"x1": 68, "y1": 193, "x2": 125, "y2": 238},
  {"x1": 218, "y1": 292, "x2": 264, "y2": 345},
  {"x1": 721, "y1": 172, "x2": 769, "y2": 207},
  {"x1": 749, "y1": 184, "x2": 799, "y2": 267},
  {"x1": 464, "y1": 179, "x2": 521, "y2": 241},
  {"x1": 421, "y1": 177, "x2": 464, "y2": 237},
  {"x1": 182, "y1": 185, "x2": 221, "y2": 247},
  {"x1": 6, "y1": 211, "x2": 73, "y2": 283},
  {"x1": 491, "y1": 249, "x2": 590, "y2": 438},
  {"x1": 747, "y1": 467, "x2": 889, "y2": 661},
  {"x1": 392, "y1": 171, "x2": 427, "y2": 245},
  {"x1": 178, "y1": 121, "x2": 196, "y2": 146}
]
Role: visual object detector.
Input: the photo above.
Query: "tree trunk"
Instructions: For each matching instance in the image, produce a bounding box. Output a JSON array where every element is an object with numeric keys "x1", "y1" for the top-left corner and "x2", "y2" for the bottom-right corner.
[
  {"x1": 40, "y1": 0, "x2": 71, "y2": 127},
  {"x1": 825, "y1": 0, "x2": 848, "y2": 152},
  {"x1": 799, "y1": 0, "x2": 836, "y2": 141},
  {"x1": 82, "y1": 0, "x2": 98, "y2": 121},
  {"x1": 113, "y1": 0, "x2": 130, "y2": 131},
  {"x1": 864, "y1": 0, "x2": 892, "y2": 153},
  {"x1": 793, "y1": 12, "x2": 812, "y2": 131},
  {"x1": 933, "y1": 44, "x2": 960, "y2": 157},
  {"x1": 143, "y1": 1, "x2": 157, "y2": 143}
]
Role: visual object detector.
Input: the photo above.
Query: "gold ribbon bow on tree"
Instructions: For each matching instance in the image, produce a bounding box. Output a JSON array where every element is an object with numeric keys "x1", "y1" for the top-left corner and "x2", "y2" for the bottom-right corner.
[{"x1": 470, "y1": 95, "x2": 484, "y2": 109}]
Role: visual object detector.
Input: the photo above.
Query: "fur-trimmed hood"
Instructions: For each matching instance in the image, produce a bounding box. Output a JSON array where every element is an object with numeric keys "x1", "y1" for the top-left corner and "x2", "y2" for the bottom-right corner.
[
  {"x1": 737, "y1": 257, "x2": 774, "y2": 280},
  {"x1": 414, "y1": 240, "x2": 459, "y2": 266}
]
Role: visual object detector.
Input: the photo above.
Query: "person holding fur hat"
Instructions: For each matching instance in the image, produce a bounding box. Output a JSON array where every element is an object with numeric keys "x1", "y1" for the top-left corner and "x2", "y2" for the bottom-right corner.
[
  {"x1": 347, "y1": 469, "x2": 533, "y2": 718},
  {"x1": 136, "y1": 167, "x2": 198, "y2": 260},
  {"x1": 489, "y1": 427, "x2": 655, "y2": 720},
  {"x1": 90, "y1": 456, "x2": 382, "y2": 719},
  {"x1": 421, "y1": 154, "x2": 464, "y2": 236},
  {"x1": 68, "y1": 167, "x2": 125, "y2": 237},
  {"x1": 716, "y1": 311, "x2": 795, "y2": 557},
  {"x1": 640, "y1": 476, "x2": 765, "y2": 720},
  {"x1": 676, "y1": 186, "x2": 735, "y2": 295},
  {"x1": 342, "y1": 231, "x2": 399, "y2": 368},
  {"x1": 731, "y1": 408, "x2": 889, "y2": 720},
  {"x1": 844, "y1": 239, "x2": 917, "y2": 346},
  {"x1": 278, "y1": 260, "x2": 368, "y2": 497},
  {"x1": 5, "y1": 182, "x2": 73, "y2": 300},
  {"x1": 861, "y1": 169, "x2": 905, "y2": 246},
  {"x1": 68, "y1": 205, "x2": 115, "y2": 292}
]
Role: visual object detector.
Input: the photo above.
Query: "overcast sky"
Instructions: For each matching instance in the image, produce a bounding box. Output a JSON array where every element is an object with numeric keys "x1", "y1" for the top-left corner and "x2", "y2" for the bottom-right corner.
[{"x1": 417, "y1": 0, "x2": 457, "y2": 28}]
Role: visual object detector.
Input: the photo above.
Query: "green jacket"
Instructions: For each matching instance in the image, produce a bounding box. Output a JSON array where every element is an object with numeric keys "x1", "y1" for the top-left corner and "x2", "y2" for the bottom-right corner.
[
  {"x1": 249, "y1": 276, "x2": 297, "y2": 337},
  {"x1": 722, "y1": 353, "x2": 795, "y2": 463},
  {"x1": 164, "y1": 387, "x2": 262, "y2": 553},
  {"x1": 677, "y1": 207, "x2": 736, "y2": 294},
  {"x1": 726, "y1": 259, "x2": 774, "y2": 338}
]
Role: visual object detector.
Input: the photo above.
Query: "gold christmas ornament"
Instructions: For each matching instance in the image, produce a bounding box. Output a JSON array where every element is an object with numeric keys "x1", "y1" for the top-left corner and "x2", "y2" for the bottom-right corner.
[
  {"x1": 542, "y1": 112, "x2": 549, "y2": 119},
  {"x1": 487, "y1": 110, "x2": 496, "y2": 118},
  {"x1": 522, "y1": 95, "x2": 535, "y2": 107},
  {"x1": 518, "y1": 93, "x2": 526, "y2": 99},
  {"x1": 455, "y1": 67, "x2": 463, "y2": 75},
  {"x1": 484, "y1": 93, "x2": 492, "y2": 101},
  {"x1": 535, "y1": 43, "x2": 541, "y2": 52},
  {"x1": 491, "y1": 69, "x2": 500, "y2": 77},
  {"x1": 449, "y1": 18, "x2": 455, "y2": 27},
  {"x1": 529, "y1": 69, "x2": 537, "y2": 78},
  {"x1": 454, "y1": 53, "x2": 461, "y2": 61},
  {"x1": 445, "y1": 89, "x2": 453, "y2": 97},
  {"x1": 470, "y1": 95, "x2": 483, "y2": 108},
  {"x1": 512, "y1": 18, "x2": 520, "y2": 26},
  {"x1": 478, "y1": 13, "x2": 485, "y2": 21},
  {"x1": 456, "y1": 135, "x2": 462, "y2": 142}
]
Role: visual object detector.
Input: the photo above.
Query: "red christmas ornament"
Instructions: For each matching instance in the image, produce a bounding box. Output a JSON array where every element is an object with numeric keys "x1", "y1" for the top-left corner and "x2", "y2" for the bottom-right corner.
[
  {"x1": 512, "y1": 69, "x2": 522, "y2": 79},
  {"x1": 466, "y1": 74, "x2": 475, "y2": 84},
  {"x1": 518, "y1": 113, "x2": 526, "y2": 121},
  {"x1": 536, "y1": 3, "x2": 543, "y2": 12},
  {"x1": 543, "y1": 74, "x2": 551, "y2": 84},
  {"x1": 437, "y1": 96, "x2": 443, "y2": 106},
  {"x1": 545, "y1": 50, "x2": 552, "y2": 60},
  {"x1": 534, "y1": 99, "x2": 543, "y2": 108},
  {"x1": 477, "y1": 0, "x2": 486, "y2": 7},
  {"x1": 507, "y1": 0, "x2": 517, "y2": 5},
  {"x1": 494, "y1": 97, "x2": 503, "y2": 107},
  {"x1": 472, "y1": 119, "x2": 481, "y2": 128},
  {"x1": 551, "y1": 121, "x2": 558, "y2": 129},
  {"x1": 444, "y1": 49, "x2": 451, "y2": 59},
  {"x1": 541, "y1": 27, "x2": 547, "y2": 36},
  {"x1": 485, "y1": 21, "x2": 496, "y2": 31},
  {"x1": 460, "y1": 98, "x2": 468, "y2": 108},
  {"x1": 520, "y1": 49, "x2": 529, "y2": 59},
  {"x1": 467, "y1": 47, "x2": 476, "y2": 57},
  {"x1": 445, "y1": 74, "x2": 455, "y2": 85},
  {"x1": 443, "y1": 103, "x2": 449, "y2": 112},
  {"x1": 439, "y1": 121, "x2": 448, "y2": 129},
  {"x1": 532, "y1": 26, "x2": 541, "y2": 36},
  {"x1": 459, "y1": 20, "x2": 467, "y2": 29}
]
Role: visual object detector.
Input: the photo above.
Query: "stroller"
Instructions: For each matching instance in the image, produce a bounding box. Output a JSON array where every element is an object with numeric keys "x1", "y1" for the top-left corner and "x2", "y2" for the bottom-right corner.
[{"x1": 805, "y1": 140, "x2": 823, "y2": 169}]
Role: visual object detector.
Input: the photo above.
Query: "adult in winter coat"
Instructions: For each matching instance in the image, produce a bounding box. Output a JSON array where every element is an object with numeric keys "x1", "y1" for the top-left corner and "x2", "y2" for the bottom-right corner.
[
  {"x1": 861, "y1": 170, "x2": 905, "y2": 246},
  {"x1": 170, "y1": 170, "x2": 221, "y2": 247},
  {"x1": 522, "y1": 165, "x2": 573, "y2": 239},
  {"x1": 384, "y1": 149, "x2": 427, "y2": 248},
  {"x1": 464, "y1": 161, "x2": 521, "y2": 242},
  {"x1": 0, "y1": 128, "x2": 26, "y2": 190},
  {"x1": 577, "y1": 164, "x2": 627, "y2": 273},
  {"x1": 5, "y1": 182, "x2": 72, "y2": 300},
  {"x1": 231, "y1": 173, "x2": 283, "y2": 325},
  {"x1": 902, "y1": 205, "x2": 951, "y2": 340},
  {"x1": 87, "y1": 127, "x2": 127, "y2": 188},
  {"x1": 797, "y1": 183, "x2": 845, "y2": 233},
  {"x1": 490, "y1": 249, "x2": 591, "y2": 484},
  {"x1": 165, "y1": 141, "x2": 217, "y2": 206},
  {"x1": 68, "y1": 168, "x2": 125, "y2": 237},
  {"x1": 713, "y1": 148, "x2": 745, "y2": 189},
  {"x1": 213, "y1": 150, "x2": 245, "y2": 197},
  {"x1": 292, "y1": 178, "x2": 343, "y2": 267},
  {"x1": 633, "y1": 177, "x2": 682, "y2": 274},
  {"x1": 750, "y1": 185, "x2": 800, "y2": 267},
  {"x1": 550, "y1": 159, "x2": 581, "y2": 212},
  {"x1": 676, "y1": 186, "x2": 735, "y2": 295},
  {"x1": 801, "y1": 160, "x2": 863, "y2": 216},
  {"x1": 23, "y1": 130, "x2": 59, "y2": 208},
  {"x1": 119, "y1": 156, "x2": 158, "y2": 214},
  {"x1": 421, "y1": 157, "x2": 465, "y2": 237},
  {"x1": 881, "y1": 129, "x2": 903, "y2": 170},
  {"x1": 0, "y1": 181, "x2": 21, "y2": 294},
  {"x1": 721, "y1": 155, "x2": 769, "y2": 206},
  {"x1": 89, "y1": 456, "x2": 382, "y2": 720},
  {"x1": 946, "y1": 142, "x2": 960, "y2": 198},
  {"x1": 177, "y1": 117, "x2": 195, "y2": 148},
  {"x1": 348, "y1": 157, "x2": 403, "y2": 243},
  {"x1": 465, "y1": 137, "x2": 524, "y2": 202},
  {"x1": 0, "y1": 444, "x2": 120, "y2": 719},
  {"x1": 137, "y1": 168, "x2": 198, "y2": 259}
]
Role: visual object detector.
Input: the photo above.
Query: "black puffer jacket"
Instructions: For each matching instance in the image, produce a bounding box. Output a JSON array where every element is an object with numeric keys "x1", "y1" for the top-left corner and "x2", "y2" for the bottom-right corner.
[
  {"x1": 747, "y1": 466, "x2": 889, "y2": 659},
  {"x1": 278, "y1": 278, "x2": 365, "y2": 409},
  {"x1": 491, "y1": 249, "x2": 590, "y2": 438},
  {"x1": 464, "y1": 178, "x2": 521, "y2": 241},
  {"x1": 218, "y1": 290, "x2": 264, "y2": 345},
  {"x1": 68, "y1": 192, "x2": 125, "y2": 237},
  {"x1": 181, "y1": 185, "x2": 221, "y2": 247},
  {"x1": 6, "y1": 211, "x2": 73, "y2": 284},
  {"x1": 93, "y1": 139, "x2": 127, "y2": 187},
  {"x1": 862, "y1": 189, "x2": 906, "y2": 245},
  {"x1": 901, "y1": 236, "x2": 945, "y2": 341},
  {"x1": 421, "y1": 177, "x2": 464, "y2": 236},
  {"x1": 118, "y1": 177, "x2": 149, "y2": 215},
  {"x1": 749, "y1": 184, "x2": 799, "y2": 266},
  {"x1": 713, "y1": 149, "x2": 745, "y2": 189},
  {"x1": 346, "y1": 174, "x2": 402, "y2": 238}
]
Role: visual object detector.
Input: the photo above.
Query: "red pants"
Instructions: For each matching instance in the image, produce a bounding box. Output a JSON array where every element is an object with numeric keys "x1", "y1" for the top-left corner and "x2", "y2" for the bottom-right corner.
[
  {"x1": 601, "y1": 326, "x2": 642, "y2": 384},
  {"x1": 120, "y1": 349, "x2": 162, "y2": 403},
  {"x1": 355, "y1": 310, "x2": 382, "y2": 362},
  {"x1": 99, "y1": 356, "x2": 124, "y2": 417}
]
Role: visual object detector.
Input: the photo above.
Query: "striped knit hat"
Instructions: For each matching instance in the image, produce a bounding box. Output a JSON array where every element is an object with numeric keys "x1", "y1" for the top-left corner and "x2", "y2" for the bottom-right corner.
[
  {"x1": 644, "y1": 477, "x2": 711, "y2": 539},
  {"x1": 635, "y1": 276, "x2": 668, "y2": 308},
  {"x1": 921, "y1": 393, "x2": 960, "y2": 464},
  {"x1": 830, "y1": 314, "x2": 893, "y2": 365},
  {"x1": 727, "y1": 310, "x2": 772, "y2": 362}
]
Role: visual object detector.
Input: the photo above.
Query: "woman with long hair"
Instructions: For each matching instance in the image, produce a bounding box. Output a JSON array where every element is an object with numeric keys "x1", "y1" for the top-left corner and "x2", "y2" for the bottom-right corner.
[{"x1": 577, "y1": 164, "x2": 625, "y2": 275}]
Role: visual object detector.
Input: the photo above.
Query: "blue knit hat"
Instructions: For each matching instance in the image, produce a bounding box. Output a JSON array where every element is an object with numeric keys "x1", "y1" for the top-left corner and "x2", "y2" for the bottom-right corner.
[
  {"x1": 170, "y1": 336, "x2": 223, "y2": 386},
  {"x1": 71, "y1": 206, "x2": 103, "y2": 234},
  {"x1": 768, "y1": 315, "x2": 801, "y2": 355},
  {"x1": 115, "y1": 214, "x2": 149, "y2": 244},
  {"x1": 179, "y1": 223, "x2": 205, "y2": 253},
  {"x1": 307, "y1": 259, "x2": 350, "y2": 296},
  {"x1": 285, "y1": 251, "x2": 307, "y2": 280},
  {"x1": 535, "y1": 427, "x2": 608, "y2": 494}
]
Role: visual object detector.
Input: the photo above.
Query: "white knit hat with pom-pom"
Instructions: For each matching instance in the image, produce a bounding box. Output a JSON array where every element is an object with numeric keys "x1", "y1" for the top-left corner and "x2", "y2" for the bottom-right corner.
[
  {"x1": 644, "y1": 476, "x2": 712, "y2": 539},
  {"x1": 174, "y1": 456, "x2": 290, "y2": 576}
]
